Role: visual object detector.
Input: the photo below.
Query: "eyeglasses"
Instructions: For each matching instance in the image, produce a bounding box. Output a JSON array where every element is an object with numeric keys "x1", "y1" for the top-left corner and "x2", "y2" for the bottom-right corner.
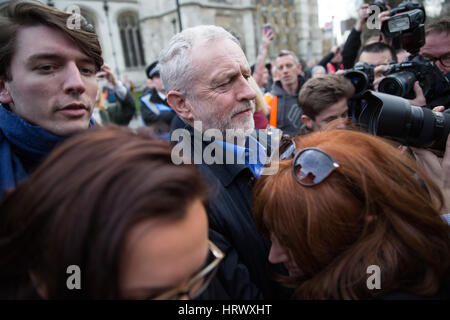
[
  {"x1": 279, "y1": 138, "x2": 340, "y2": 186},
  {"x1": 291, "y1": 147, "x2": 339, "y2": 186},
  {"x1": 279, "y1": 136, "x2": 297, "y2": 161},
  {"x1": 422, "y1": 53, "x2": 450, "y2": 68},
  {"x1": 151, "y1": 240, "x2": 225, "y2": 300}
]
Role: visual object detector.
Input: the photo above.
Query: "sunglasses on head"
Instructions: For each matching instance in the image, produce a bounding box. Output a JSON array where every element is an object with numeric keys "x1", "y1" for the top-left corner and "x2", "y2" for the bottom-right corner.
[{"x1": 279, "y1": 138, "x2": 340, "y2": 187}]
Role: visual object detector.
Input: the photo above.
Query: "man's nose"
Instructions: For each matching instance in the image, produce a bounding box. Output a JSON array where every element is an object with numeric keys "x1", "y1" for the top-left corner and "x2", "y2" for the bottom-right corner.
[
  {"x1": 63, "y1": 63, "x2": 86, "y2": 95},
  {"x1": 236, "y1": 76, "x2": 256, "y2": 101}
]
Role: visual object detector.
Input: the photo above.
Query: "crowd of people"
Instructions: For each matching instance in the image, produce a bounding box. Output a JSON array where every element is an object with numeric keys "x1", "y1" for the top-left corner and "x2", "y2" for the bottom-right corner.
[{"x1": 0, "y1": 0, "x2": 449, "y2": 300}]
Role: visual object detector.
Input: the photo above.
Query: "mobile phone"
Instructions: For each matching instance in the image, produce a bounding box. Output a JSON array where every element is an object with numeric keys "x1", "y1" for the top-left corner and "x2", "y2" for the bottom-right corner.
[{"x1": 263, "y1": 23, "x2": 272, "y2": 34}]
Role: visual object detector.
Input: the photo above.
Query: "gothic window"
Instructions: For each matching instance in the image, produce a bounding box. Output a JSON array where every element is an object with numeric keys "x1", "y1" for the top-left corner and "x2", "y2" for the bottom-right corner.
[{"x1": 118, "y1": 12, "x2": 146, "y2": 68}]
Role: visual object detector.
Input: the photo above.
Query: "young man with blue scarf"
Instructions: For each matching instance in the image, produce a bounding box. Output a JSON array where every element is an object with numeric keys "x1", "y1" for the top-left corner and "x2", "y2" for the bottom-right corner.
[{"x1": 0, "y1": 1, "x2": 103, "y2": 199}]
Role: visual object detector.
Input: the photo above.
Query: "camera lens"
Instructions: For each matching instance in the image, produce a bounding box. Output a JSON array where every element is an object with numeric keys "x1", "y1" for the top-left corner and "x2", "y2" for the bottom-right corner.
[
  {"x1": 379, "y1": 71, "x2": 416, "y2": 98},
  {"x1": 359, "y1": 91, "x2": 450, "y2": 151},
  {"x1": 344, "y1": 70, "x2": 369, "y2": 96}
]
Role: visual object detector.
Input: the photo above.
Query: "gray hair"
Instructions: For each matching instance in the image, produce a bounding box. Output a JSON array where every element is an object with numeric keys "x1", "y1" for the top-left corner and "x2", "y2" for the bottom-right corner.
[
  {"x1": 277, "y1": 49, "x2": 300, "y2": 65},
  {"x1": 158, "y1": 25, "x2": 240, "y2": 95}
]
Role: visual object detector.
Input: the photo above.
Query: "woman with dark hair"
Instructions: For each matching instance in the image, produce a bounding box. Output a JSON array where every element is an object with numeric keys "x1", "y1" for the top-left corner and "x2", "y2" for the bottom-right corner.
[
  {"x1": 254, "y1": 130, "x2": 450, "y2": 299},
  {"x1": 0, "y1": 126, "x2": 224, "y2": 299}
]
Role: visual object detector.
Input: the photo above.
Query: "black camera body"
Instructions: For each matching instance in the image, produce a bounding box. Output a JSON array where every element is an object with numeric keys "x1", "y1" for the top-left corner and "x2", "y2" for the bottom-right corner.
[
  {"x1": 381, "y1": 0, "x2": 426, "y2": 54},
  {"x1": 378, "y1": 54, "x2": 445, "y2": 102},
  {"x1": 344, "y1": 62, "x2": 376, "y2": 97}
]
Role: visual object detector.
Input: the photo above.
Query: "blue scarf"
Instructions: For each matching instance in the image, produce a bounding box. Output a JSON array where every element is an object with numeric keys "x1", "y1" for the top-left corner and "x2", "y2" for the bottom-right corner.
[{"x1": 0, "y1": 104, "x2": 63, "y2": 198}]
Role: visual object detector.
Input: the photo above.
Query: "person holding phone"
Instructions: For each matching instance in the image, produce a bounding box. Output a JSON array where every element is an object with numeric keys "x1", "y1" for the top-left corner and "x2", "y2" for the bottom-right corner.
[
  {"x1": 253, "y1": 24, "x2": 274, "y2": 93},
  {"x1": 93, "y1": 64, "x2": 136, "y2": 125}
]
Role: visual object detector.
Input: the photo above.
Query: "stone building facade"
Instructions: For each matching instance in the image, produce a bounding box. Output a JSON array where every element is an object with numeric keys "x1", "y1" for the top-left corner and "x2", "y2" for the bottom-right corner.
[{"x1": 1, "y1": 0, "x2": 322, "y2": 86}]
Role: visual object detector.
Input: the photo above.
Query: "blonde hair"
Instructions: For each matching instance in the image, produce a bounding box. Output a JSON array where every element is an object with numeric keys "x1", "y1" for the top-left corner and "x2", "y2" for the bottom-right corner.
[{"x1": 248, "y1": 76, "x2": 269, "y2": 115}]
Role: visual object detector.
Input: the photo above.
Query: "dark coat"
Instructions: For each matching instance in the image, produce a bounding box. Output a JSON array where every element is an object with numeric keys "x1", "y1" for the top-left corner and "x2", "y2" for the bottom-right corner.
[
  {"x1": 342, "y1": 27, "x2": 362, "y2": 69},
  {"x1": 99, "y1": 89, "x2": 136, "y2": 126},
  {"x1": 171, "y1": 116, "x2": 288, "y2": 299}
]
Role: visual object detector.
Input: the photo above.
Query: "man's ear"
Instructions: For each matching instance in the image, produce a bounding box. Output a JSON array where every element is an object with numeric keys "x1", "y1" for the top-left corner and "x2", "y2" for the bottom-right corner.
[
  {"x1": 0, "y1": 80, "x2": 13, "y2": 105},
  {"x1": 297, "y1": 63, "x2": 302, "y2": 75},
  {"x1": 167, "y1": 90, "x2": 194, "y2": 122},
  {"x1": 301, "y1": 114, "x2": 313, "y2": 129}
]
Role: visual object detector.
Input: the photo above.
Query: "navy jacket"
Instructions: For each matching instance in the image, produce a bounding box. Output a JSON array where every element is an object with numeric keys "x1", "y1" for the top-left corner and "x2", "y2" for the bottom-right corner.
[{"x1": 140, "y1": 88, "x2": 175, "y2": 128}]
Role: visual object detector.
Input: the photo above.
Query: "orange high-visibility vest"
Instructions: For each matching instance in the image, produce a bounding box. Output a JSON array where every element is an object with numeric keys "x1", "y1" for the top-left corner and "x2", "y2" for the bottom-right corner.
[
  {"x1": 263, "y1": 94, "x2": 273, "y2": 111},
  {"x1": 269, "y1": 95, "x2": 278, "y2": 128}
]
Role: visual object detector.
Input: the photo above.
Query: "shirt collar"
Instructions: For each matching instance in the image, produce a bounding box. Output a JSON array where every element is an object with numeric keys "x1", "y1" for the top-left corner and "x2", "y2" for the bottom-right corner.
[
  {"x1": 157, "y1": 90, "x2": 167, "y2": 101},
  {"x1": 217, "y1": 135, "x2": 267, "y2": 178}
]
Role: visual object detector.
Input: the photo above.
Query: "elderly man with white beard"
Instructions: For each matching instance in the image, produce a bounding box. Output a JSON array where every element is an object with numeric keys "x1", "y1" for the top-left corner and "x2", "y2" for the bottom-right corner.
[{"x1": 160, "y1": 25, "x2": 288, "y2": 299}]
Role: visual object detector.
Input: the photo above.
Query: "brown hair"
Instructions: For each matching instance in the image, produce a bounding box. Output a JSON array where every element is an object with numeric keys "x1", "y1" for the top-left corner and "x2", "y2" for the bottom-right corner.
[
  {"x1": 426, "y1": 18, "x2": 450, "y2": 36},
  {"x1": 0, "y1": 0, "x2": 103, "y2": 80},
  {"x1": 298, "y1": 74, "x2": 354, "y2": 119},
  {"x1": 254, "y1": 130, "x2": 450, "y2": 299},
  {"x1": 0, "y1": 126, "x2": 207, "y2": 299}
]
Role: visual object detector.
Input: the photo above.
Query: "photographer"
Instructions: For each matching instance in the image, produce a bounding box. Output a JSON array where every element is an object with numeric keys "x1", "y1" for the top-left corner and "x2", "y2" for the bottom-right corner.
[
  {"x1": 375, "y1": 6, "x2": 450, "y2": 108},
  {"x1": 94, "y1": 64, "x2": 136, "y2": 126},
  {"x1": 357, "y1": 42, "x2": 397, "y2": 90},
  {"x1": 420, "y1": 19, "x2": 450, "y2": 107},
  {"x1": 421, "y1": 19, "x2": 450, "y2": 79},
  {"x1": 341, "y1": 3, "x2": 371, "y2": 69},
  {"x1": 355, "y1": 42, "x2": 427, "y2": 107}
]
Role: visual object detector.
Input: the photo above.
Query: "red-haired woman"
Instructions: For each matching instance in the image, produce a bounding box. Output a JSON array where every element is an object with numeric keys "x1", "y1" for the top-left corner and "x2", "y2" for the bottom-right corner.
[{"x1": 254, "y1": 130, "x2": 450, "y2": 299}]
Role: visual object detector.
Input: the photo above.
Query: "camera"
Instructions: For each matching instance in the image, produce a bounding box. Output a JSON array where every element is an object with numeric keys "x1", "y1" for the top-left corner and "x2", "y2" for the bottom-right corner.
[
  {"x1": 378, "y1": 55, "x2": 448, "y2": 102},
  {"x1": 344, "y1": 62, "x2": 376, "y2": 97},
  {"x1": 356, "y1": 91, "x2": 450, "y2": 151},
  {"x1": 381, "y1": 0, "x2": 426, "y2": 54}
]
